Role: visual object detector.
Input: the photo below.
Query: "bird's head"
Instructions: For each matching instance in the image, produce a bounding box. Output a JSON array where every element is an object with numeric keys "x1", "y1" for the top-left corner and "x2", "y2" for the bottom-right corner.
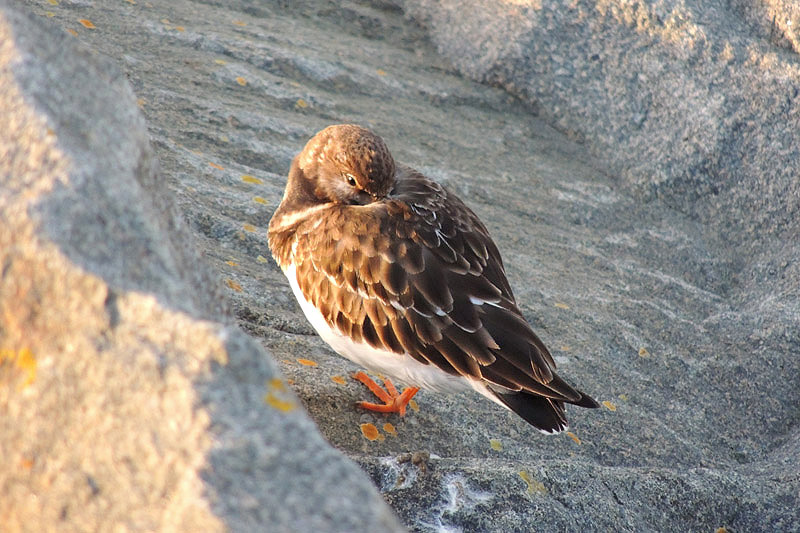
[{"x1": 290, "y1": 124, "x2": 396, "y2": 206}]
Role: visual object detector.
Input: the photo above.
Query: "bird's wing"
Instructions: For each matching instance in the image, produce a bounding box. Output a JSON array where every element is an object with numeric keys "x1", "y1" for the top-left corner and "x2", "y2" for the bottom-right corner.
[{"x1": 291, "y1": 169, "x2": 584, "y2": 403}]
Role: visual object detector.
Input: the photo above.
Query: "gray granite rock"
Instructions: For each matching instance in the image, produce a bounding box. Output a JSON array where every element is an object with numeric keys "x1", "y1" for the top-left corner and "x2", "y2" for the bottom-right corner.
[
  {"x1": 0, "y1": 3, "x2": 402, "y2": 532},
  {"x1": 400, "y1": 0, "x2": 800, "y2": 248},
  {"x1": 10, "y1": 0, "x2": 799, "y2": 531}
]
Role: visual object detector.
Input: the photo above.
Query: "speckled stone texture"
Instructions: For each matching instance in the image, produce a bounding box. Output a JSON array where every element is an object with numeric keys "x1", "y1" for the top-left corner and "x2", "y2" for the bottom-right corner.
[{"x1": 7, "y1": 0, "x2": 800, "y2": 531}]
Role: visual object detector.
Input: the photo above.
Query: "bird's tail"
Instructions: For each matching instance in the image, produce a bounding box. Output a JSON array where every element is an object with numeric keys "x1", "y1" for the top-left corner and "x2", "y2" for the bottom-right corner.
[{"x1": 491, "y1": 389, "x2": 599, "y2": 434}]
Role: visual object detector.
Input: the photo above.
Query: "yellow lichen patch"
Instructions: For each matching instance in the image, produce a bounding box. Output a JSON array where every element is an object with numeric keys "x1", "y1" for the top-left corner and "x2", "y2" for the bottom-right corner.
[
  {"x1": 125, "y1": 0, "x2": 136, "y2": 4},
  {"x1": 160, "y1": 18, "x2": 170, "y2": 24},
  {"x1": 408, "y1": 399, "x2": 419, "y2": 412},
  {"x1": 295, "y1": 98, "x2": 308, "y2": 109},
  {"x1": 214, "y1": 59, "x2": 227, "y2": 65},
  {"x1": 225, "y1": 260, "x2": 238, "y2": 267},
  {"x1": 235, "y1": 76, "x2": 247, "y2": 86},
  {"x1": 560, "y1": 345, "x2": 571, "y2": 352},
  {"x1": 175, "y1": 26, "x2": 185, "y2": 32},
  {"x1": 241, "y1": 174, "x2": 263, "y2": 184},
  {"x1": 519, "y1": 470, "x2": 547, "y2": 495},
  {"x1": 78, "y1": 19, "x2": 95, "y2": 29},
  {"x1": 242, "y1": 223, "x2": 256, "y2": 233},
  {"x1": 225, "y1": 279, "x2": 243, "y2": 292},
  {"x1": 638, "y1": 347, "x2": 650, "y2": 357},
  {"x1": 0, "y1": 348, "x2": 37, "y2": 389},
  {"x1": 376, "y1": 68, "x2": 387, "y2": 76},
  {"x1": 136, "y1": 98, "x2": 146, "y2": 108},
  {"x1": 208, "y1": 161, "x2": 224, "y2": 170},
  {"x1": 47, "y1": 0, "x2": 58, "y2": 4},
  {"x1": 715, "y1": 528, "x2": 729, "y2": 533},
  {"x1": 602, "y1": 400, "x2": 617, "y2": 411},
  {"x1": 253, "y1": 196, "x2": 268, "y2": 205},
  {"x1": 45, "y1": 11, "x2": 55, "y2": 17},
  {"x1": 565, "y1": 431, "x2": 582, "y2": 445},
  {"x1": 256, "y1": 255, "x2": 269, "y2": 264},
  {"x1": 330, "y1": 375, "x2": 347, "y2": 385},
  {"x1": 618, "y1": 393, "x2": 629, "y2": 401},
  {"x1": 264, "y1": 378, "x2": 296, "y2": 412},
  {"x1": 66, "y1": 28, "x2": 78, "y2": 36},
  {"x1": 383, "y1": 423, "x2": 397, "y2": 437},
  {"x1": 360, "y1": 423, "x2": 384, "y2": 441},
  {"x1": 233, "y1": 20, "x2": 247, "y2": 26},
  {"x1": 489, "y1": 438, "x2": 503, "y2": 451},
  {"x1": 554, "y1": 301, "x2": 570, "y2": 309},
  {"x1": 296, "y1": 358, "x2": 317, "y2": 367}
]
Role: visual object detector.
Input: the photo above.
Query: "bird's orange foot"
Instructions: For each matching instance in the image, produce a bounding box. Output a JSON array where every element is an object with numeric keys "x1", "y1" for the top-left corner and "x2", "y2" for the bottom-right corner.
[{"x1": 352, "y1": 371, "x2": 419, "y2": 417}]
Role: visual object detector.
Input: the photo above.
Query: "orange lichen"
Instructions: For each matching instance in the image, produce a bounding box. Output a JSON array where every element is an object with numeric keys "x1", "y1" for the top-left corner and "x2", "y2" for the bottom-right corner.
[
  {"x1": 519, "y1": 470, "x2": 547, "y2": 495},
  {"x1": 383, "y1": 423, "x2": 397, "y2": 437},
  {"x1": 264, "y1": 378, "x2": 296, "y2": 412},
  {"x1": 560, "y1": 345, "x2": 571, "y2": 351},
  {"x1": 638, "y1": 347, "x2": 650, "y2": 357},
  {"x1": 359, "y1": 423, "x2": 383, "y2": 441},
  {"x1": 242, "y1": 223, "x2": 256, "y2": 233},
  {"x1": 376, "y1": 68, "x2": 387, "y2": 76},
  {"x1": 78, "y1": 19, "x2": 95, "y2": 29},
  {"x1": 225, "y1": 279, "x2": 242, "y2": 292},
  {"x1": 330, "y1": 375, "x2": 347, "y2": 385},
  {"x1": 296, "y1": 358, "x2": 317, "y2": 367},
  {"x1": 235, "y1": 76, "x2": 247, "y2": 86},
  {"x1": 408, "y1": 399, "x2": 419, "y2": 412},
  {"x1": 602, "y1": 400, "x2": 617, "y2": 411},
  {"x1": 565, "y1": 431, "x2": 582, "y2": 445},
  {"x1": 295, "y1": 98, "x2": 308, "y2": 109},
  {"x1": 1, "y1": 348, "x2": 37, "y2": 388},
  {"x1": 253, "y1": 196, "x2": 268, "y2": 205},
  {"x1": 66, "y1": 28, "x2": 79, "y2": 36},
  {"x1": 47, "y1": 0, "x2": 58, "y2": 4},
  {"x1": 241, "y1": 174, "x2": 263, "y2": 184},
  {"x1": 225, "y1": 260, "x2": 238, "y2": 267},
  {"x1": 233, "y1": 20, "x2": 247, "y2": 26},
  {"x1": 208, "y1": 161, "x2": 224, "y2": 170}
]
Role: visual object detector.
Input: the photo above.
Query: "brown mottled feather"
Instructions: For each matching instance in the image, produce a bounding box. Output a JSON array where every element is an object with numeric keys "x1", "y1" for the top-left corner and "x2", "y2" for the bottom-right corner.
[
  {"x1": 278, "y1": 166, "x2": 576, "y2": 403},
  {"x1": 268, "y1": 125, "x2": 598, "y2": 430}
]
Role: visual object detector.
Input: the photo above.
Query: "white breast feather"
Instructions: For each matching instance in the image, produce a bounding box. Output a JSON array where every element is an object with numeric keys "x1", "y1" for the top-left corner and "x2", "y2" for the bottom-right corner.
[{"x1": 284, "y1": 264, "x2": 471, "y2": 393}]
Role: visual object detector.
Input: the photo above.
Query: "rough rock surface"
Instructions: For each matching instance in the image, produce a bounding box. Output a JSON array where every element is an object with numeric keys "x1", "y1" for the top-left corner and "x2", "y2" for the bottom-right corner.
[
  {"x1": 8, "y1": 0, "x2": 800, "y2": 532},
  {"x1": 0, "y1": 4, "x2": 402, "y2": 532},
  {"x1": 401, "y1": 0, "x2": 800, "y2": 248}
]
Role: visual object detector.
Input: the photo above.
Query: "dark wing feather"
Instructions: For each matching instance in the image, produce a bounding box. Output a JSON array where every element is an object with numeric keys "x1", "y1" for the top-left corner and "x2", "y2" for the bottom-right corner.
[{"x1": 290, "y1": 166, "x2": 595, "y2": 410}]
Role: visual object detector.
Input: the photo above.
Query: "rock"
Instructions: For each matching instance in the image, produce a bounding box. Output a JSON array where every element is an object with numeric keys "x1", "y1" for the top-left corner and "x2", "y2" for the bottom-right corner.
[
  {"x1": 0, "y1": 3, "x2": 402, "y2": 532},
  {"x1": 399, "y1": 0, "x2": 800, "y2": 248},
  {"x1": 8, "y1": 0, "x2": 799, "y2": 532}
]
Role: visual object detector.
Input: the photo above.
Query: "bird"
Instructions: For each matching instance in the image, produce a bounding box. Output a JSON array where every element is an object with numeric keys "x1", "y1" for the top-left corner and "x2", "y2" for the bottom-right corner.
[{"x1": 268, "y1": 124, "x2": 599, "y2": 433}]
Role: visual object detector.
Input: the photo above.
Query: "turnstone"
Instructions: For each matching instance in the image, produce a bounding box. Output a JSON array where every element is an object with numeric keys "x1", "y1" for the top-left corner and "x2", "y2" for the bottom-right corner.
[{"x1": 268, "y1": 124, "x2": 598, "y2": 433}]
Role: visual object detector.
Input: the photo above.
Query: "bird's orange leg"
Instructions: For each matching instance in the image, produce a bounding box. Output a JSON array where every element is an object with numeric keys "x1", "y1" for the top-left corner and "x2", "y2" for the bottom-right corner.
[{"x1": 352, "y1": 371, "x2": 419, "y2": 416}]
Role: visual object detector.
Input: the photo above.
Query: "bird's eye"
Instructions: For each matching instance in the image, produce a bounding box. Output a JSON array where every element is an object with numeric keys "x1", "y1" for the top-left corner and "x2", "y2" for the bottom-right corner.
[{"x1": 344, "y1": 173, "x2": 357, "y2": 187}]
